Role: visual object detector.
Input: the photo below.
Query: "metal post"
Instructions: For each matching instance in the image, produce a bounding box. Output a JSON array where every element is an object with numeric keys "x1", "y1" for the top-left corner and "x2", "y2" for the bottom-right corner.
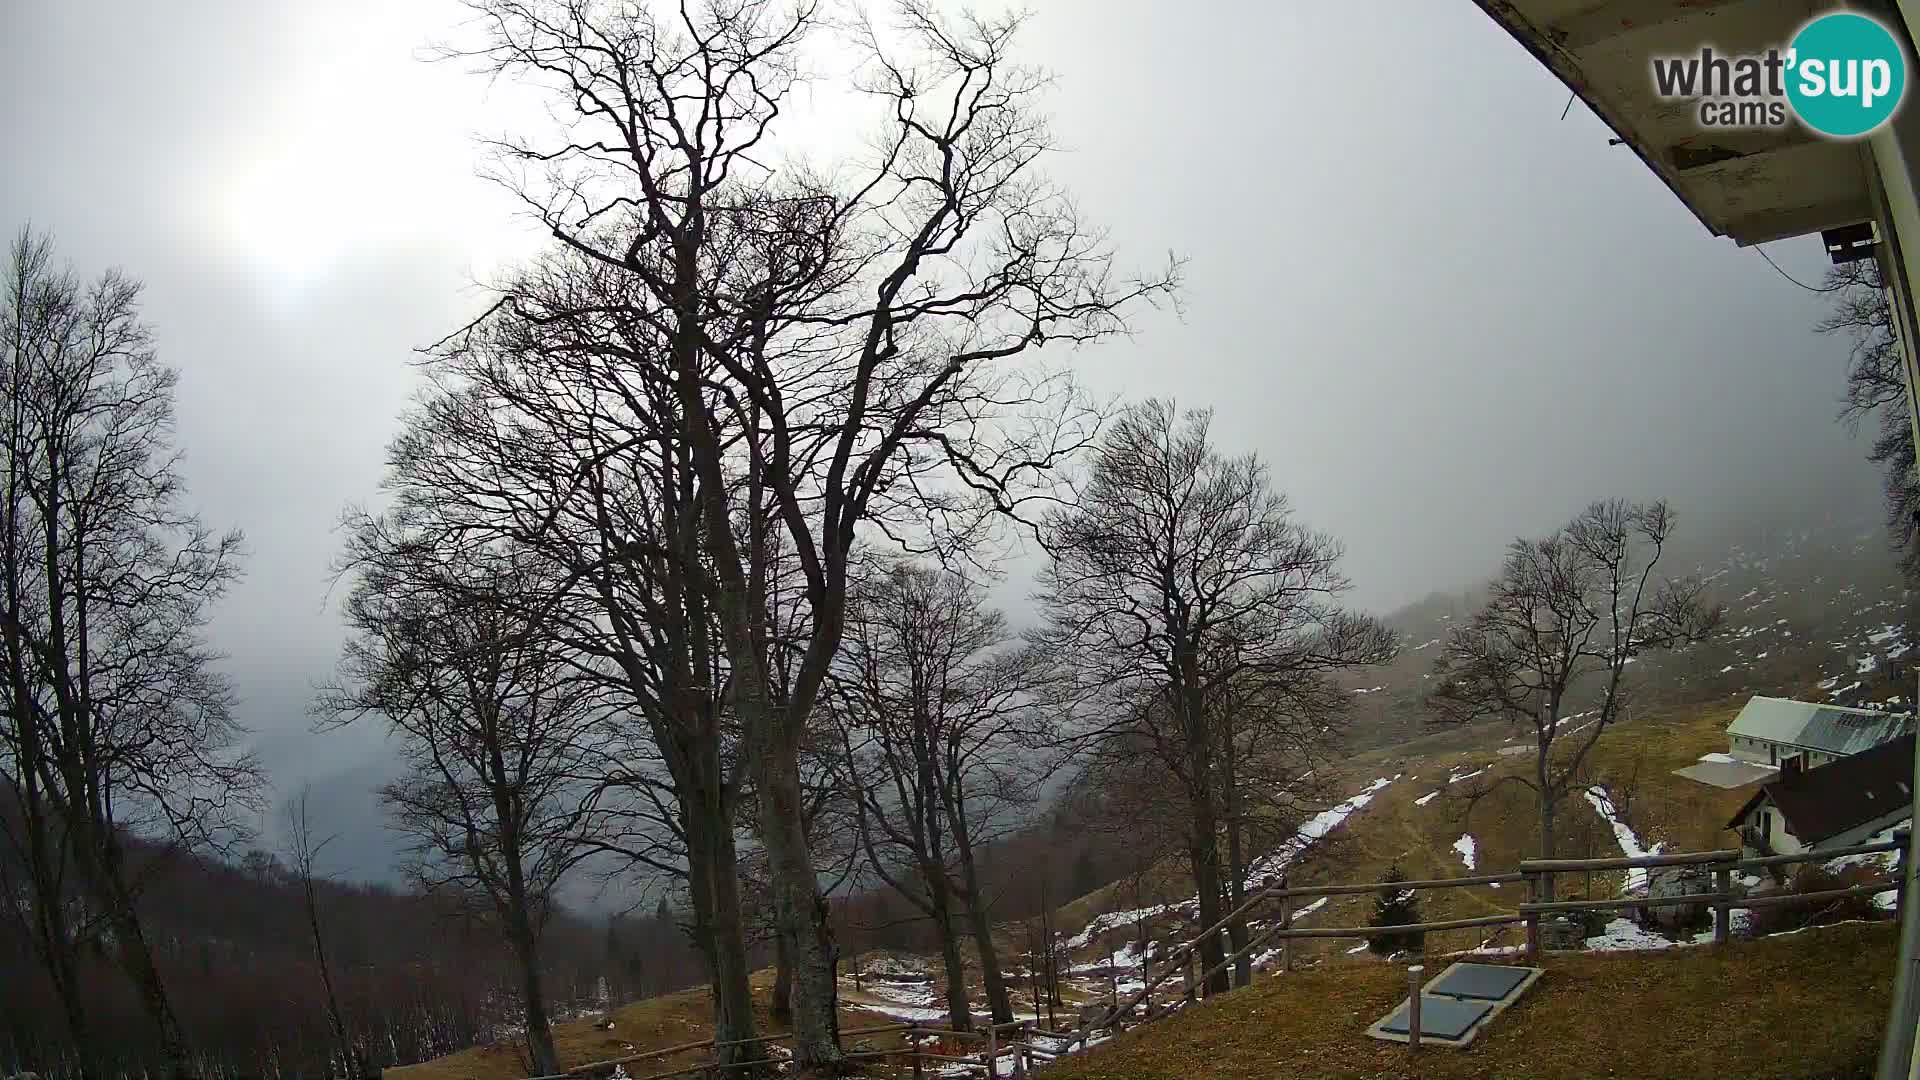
[
  {"x1": 1714, "y1": 863, "x2": 1732, "y2": 944},
  {"x1": 1524, "y1": 872, "x2": 1541, "y2": 960},
  {"x1": 1898, "y1": 835, "x2": 1910, "y2": 922},
  {"x1": 1407, "y1": 965, "x2": 1424, "y2": 1054}
]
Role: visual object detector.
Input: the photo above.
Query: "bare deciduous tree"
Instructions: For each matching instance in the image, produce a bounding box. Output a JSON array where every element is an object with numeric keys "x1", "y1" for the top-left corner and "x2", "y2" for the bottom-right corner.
[
  {"x1": 1821, "y1": 260, "x2": 1920, "y2": 582},
  {"x1": 830, "y1": 561, "x2": 1056, "y2": 1029},
  {"x1": 284, "y1": 789, "x2": 359, "y2": 1079},
  {"x1": 446, "y1": 0, "x2": 1176, "y2": 1063},
  {"x1": 324, "y1": 548, "x2": 606, "y2": 1077},
  {"x1": 0, "y1": 228, "x2": 259, "y2": 1079},
  {"x1": 1428, "y1": 499, "x2": 1721, "y2": 899},
  {"x1": 1035, "y1": 400, "x2": 1393, "y2": 995}
]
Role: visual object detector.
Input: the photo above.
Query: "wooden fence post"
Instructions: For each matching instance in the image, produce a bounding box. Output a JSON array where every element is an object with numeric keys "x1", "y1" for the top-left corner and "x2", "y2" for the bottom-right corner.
[
  {"x1": 1406, "y1": 964, "x2": 1424, "y2": 1055},
  {"x1": 988, "y1": 1022, "x2": 999, "y2": 1079},
  {"x1": 1524, "y1": 872, "x2": 1541, "y2": 960},
  {"x1": 912, "y1": 1026, "x2": 924, "y2": 1080},
  {"x1": 1184, "y1": 950, "x2": 1196, "y2": 1003},
  {"x1": 1713, "y1": 862, "x2": 1732, "y2": 944},
  {"x1": 1279, "y1": 885, "x2": 1293, "y2": 974}
]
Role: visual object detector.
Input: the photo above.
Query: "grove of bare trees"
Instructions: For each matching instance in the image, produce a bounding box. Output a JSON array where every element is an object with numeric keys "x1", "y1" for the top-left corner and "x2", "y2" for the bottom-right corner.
[
  {"x1": 1, "y1": 3, "x2": 1768, "y2": 1078},
  {"x1": 0, "y1": 229, "x2": 261, "y2": 1080},
  {"x1": 1033, "y1": 400, "x2": 1395, "y2": 995}
]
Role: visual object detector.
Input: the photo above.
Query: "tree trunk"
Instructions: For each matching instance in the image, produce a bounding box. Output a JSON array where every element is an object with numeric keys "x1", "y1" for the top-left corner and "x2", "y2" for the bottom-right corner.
[
  {"x1": 1177, "y1": 650, "x2": 1228, "y2": 996},
  {"x1": 1184, "y1": 819, "x2": 1229, "y2": 998},
  {"x1": 303, "y1": 882, "x2": 357, "y2": 1078},
  {"x1": 772, "y1": 934, "x2": 793, "y2": 1023},
  {"x1": 506, "y1": 907, "x2": 561, "y2": 1077},
  {"x1": 1538, "y1": 753, "x2": 1558, "y2": 903},
  {"x1": 1175, "y1": 691, "x2": 1221, "y2": 991},
  {"x1": 99, "y1": 893, "x2": 193, "y2": 1079},
  {"x1": 747, "y1": 709, "x2": 844, "y2": 1069},
  {"x1": 1222, "y1": 732, "x2": 1250, "y2": 989},
  {"x1": 963, "y1": 896, "x2": 1014, "y2": 1026},
  {"x1": 949, "y1": 798, "x2": 1013, "y2": 1025},
  {"x1": 932, "y1": 893, "x2": 971, "y2": 1032},
  {"x1": 683, "y1": 781, "x2": 759, "y2": 1071}
]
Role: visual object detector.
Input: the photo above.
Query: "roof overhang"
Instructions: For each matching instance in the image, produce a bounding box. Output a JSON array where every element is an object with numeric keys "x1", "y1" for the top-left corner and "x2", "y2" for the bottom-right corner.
[{"x1": 1473, "y1": 0, "x2": 1877, "y2": 245}]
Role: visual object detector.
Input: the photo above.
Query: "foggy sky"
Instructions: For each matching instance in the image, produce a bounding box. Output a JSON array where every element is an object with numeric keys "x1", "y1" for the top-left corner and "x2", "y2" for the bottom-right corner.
[{"x1": 0, "y1": 0, "x2": 1885, "y2": 880}]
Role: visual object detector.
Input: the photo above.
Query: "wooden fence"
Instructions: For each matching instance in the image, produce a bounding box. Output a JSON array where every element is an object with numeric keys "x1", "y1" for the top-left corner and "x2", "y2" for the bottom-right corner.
[{"x1": 513, "y1": 834, "x2": 1910, "y2": 1079}]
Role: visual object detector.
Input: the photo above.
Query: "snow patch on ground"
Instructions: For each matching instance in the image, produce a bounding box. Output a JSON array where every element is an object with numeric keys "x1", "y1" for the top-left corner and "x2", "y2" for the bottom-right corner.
[
  {"x1": 1453, "y1": 834, "x2": 1477, "y2": 871},
  {"x1": 1825, "y1": 822, "x2": 1908, "y2": 909},
  {"x1": 1065, "y1": 904, "x2": 1186, "y2": 950},
  {"x1": 1447, "y1": 766, "x2": 1487, "y2": 785},
  {"x1": 1414, "y1": 791, "x2": 1439, "y2": 807},
  {"x1": 1069, "y1": 941, "x2": 1144, "y2": 975},
  {"x1": 1585, "y1": 787, "x2": 1664, "y2": 892},
  {"x1": 1243, "y1": 777, "x2": 1395, "y2": 885},
  {"x1": 861, "y1": 954, "x2": 929, "y2": 978},
  {"x1": 859, "y1": 980, "x2": 938, "y2": 1007},
  {"x1": 1585, "y1": 918, "x2": 1673, "y2": 951}
]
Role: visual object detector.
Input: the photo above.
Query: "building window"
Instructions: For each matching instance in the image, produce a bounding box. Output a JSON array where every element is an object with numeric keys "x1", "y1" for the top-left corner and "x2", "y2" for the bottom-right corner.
[
  {"x1": 1761, "y1": 811, "x2": 1771, "y2": 840},
  {"x1": 1769, "y1": 746, "x2": 1778, "y2": 766}
]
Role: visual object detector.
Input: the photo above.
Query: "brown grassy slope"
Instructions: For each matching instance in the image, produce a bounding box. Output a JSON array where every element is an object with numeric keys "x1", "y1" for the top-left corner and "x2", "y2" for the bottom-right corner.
[
  {"x1": 1043, "y1": 922, "x2": 1897, "y2": 1080},
  {"x1": 1059, "y1": 694, "x2": 1766, "y2": 964},
  {"x1": 385, "y1": 970, "x2": 895, "y2": 1080}
]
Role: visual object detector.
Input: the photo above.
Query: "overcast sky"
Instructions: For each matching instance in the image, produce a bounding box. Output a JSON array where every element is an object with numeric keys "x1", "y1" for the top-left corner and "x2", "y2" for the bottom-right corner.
[{"x1": 1, "y1": 0, "x2": 1883, "y2": 879}]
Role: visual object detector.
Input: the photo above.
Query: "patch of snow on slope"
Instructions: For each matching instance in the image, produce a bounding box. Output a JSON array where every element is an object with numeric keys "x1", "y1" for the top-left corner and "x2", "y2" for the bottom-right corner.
[
  {"x1": 1448, "y1": 766, "x2": 1487, "y2": 785},
  {"x1": 1453, "y1": 834, "x2": 1477, "y2": 871},
  {"x1": 1065, "y1": 903, "x2": 1185, "y2": 950},
  {"x1": 1585, "y1": 918, "x2": 1673, "y2": 951},
  {"x1": 1697, "y1": 752, "x2": 1739, "y2": 765},
  {"x1": 854, "y1": 978, "x2": 937, "y2": 1007},
  {"x1": 1585, "y1": 787, "x2": 1664, "y2": 892},
  {"x1": 1243, "y1": 777, "x2": 1395, "y2": 885},
  {"x1": 1826, "y1": 822, "x2": 1908, "y2": 910},
  {"x1": 1414, "y1": 791, "x2": 1439, "y2": 807}
]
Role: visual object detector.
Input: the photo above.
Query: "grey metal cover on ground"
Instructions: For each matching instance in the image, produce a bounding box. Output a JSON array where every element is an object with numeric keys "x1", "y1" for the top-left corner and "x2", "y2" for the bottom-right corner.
[
  {"x1": 1426, "y1": 962, "x2": 1532, "y2": 1001},
  {"x1": 1376, "y1": 997, "x2": 1492, "y2": 1039},
  {"x1": 1364, "y1": 961, "x2": 1545, "y2": 1048}
]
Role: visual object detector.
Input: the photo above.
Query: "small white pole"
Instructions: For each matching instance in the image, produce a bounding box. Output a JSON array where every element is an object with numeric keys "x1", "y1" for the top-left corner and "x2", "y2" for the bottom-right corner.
[{"x1": 1407, "y1": 964, "x2": 1425, "y2": 1054}]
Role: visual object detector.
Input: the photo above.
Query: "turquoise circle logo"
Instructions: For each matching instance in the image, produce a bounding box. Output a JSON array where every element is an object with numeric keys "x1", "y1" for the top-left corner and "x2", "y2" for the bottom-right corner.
[{"x1": 1787, "y1": 12, "x2": 1907, "y2": 137}]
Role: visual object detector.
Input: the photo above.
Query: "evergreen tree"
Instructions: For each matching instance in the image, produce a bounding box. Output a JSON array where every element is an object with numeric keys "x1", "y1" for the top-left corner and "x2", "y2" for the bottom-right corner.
[{"x1": 1368, "y1": 865, "x2": 1424, "y2": 956}]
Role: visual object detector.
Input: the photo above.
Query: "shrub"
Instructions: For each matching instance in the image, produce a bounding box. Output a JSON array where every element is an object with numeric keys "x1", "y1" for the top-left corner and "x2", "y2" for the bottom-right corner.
[
  {"x1": 1368, "y1": 865, "x2": 1425, "y2": 956},
  {"x1": 1746, "y1": 864, "x2": 1885, "y2": 937}
]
